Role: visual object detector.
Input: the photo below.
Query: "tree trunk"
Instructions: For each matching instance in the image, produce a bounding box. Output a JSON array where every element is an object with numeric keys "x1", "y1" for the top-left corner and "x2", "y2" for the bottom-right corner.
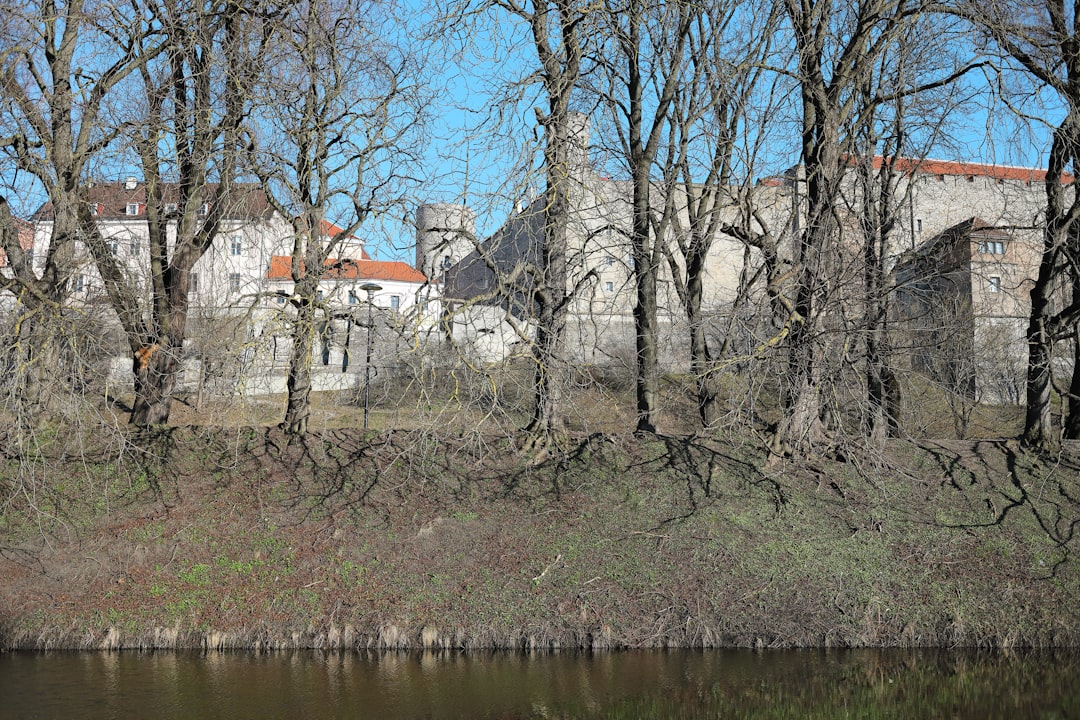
[
  {"x1": 282, "y1": 291, "x2": 318, "y2": 435},
  {"x1": 1022, "y1": 311, "x2": 1055, "y2": 449},
  {"x1": 685, "y1": 259, "x2": 719, "y2": 428},
  {"x1": 525, "y1": 108, "x2": 572, "y2": 439},
  {"x1": 130, "y1": 340, "x2": 180, "y2": 426},
  {"x1": 1065, "y1": 325, "x2": 1080, "y2": 440},
  {"x1": 1022, "y1": 230, "x2": 1060, "y2": 449}
]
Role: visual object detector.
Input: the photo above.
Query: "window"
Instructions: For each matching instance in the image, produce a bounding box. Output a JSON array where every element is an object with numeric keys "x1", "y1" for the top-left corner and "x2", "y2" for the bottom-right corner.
[
  {"x1": 988, "y1": 275, "x2": 1001, "y2": 294},
  {"x1": 275, "y1": 294, "x2": 286, "y2": 305},
  {"x1": 348, "y1": 290, "x2": 358, "y2": 305},
  {"x1": 316, "y1": 290, "x2": 324, "y2": 302},
  {"x1": 605, "y1": 281, "x2": 614, "y2": 293},
  {"x1": 603, "y1": 254, "x2": 615, "y2": 267},
  {"x1": 915, "y1": 218, "x2": 922, "y2": 234},
  {"x1": 128, "y1": 240, "x2": 139, "y2": 256},
  {"x1": 189, "y1": 272, "x2": 199, "y2": 296},
  {"x1": 73, "y1": 274, "x2": 85, "y2": 292},
  {"x1": 228, "y1": 273, "x2": 241, "y2": 294},
  {"x1": 199, "y1": 203, "x2": 209, "y2": 217},
  {"x1": 164, "y1": 203, "x2": 178, "y2": 214},
  {"x1": 979, "y1": 240, "x2": 1005, "y2": 255},
  {"x1": 25, "y1": 249, "x2": 32, "y2": 266},
  {"x1": 88, "y1": 203, "x2": 100, "y2": 216},
  {"x1": 108, "y1": 239, "x2": 119, "y2": 255},
  {"x1": 390, "y1": 295, "x2": 400, "y2": 310},
  {"x1": 126, "y1": 203, "x2": 140, "y2": 216},
  {"x1": 229, "y1": 235, "x2": 242, "y2": 256}
]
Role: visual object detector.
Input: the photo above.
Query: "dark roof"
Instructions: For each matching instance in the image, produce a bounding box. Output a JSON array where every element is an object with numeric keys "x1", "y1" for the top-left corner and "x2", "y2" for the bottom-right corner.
[{"x1": 32, "y1": 181, "x2": 275, "y2": 221}]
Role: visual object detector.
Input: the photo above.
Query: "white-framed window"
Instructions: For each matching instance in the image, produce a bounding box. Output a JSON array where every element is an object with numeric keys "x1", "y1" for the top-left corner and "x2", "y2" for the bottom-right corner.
[
  {"x1": 73, "y1": 274, "x2": 85, "y2": 292},
  {"x1": 988, "y1": 275, "x2": 1001, "y2": 293},
  {"x1": 108, "y1": 238, "x2": 119, "y2": 255},
  {"x1": 603, "y1": 254, "x2": 615, "y2": 267},
  {"x1": 126, "y1": 203, "x2": 140, "y2": 216},
  {"x1": 389, "y1": 295, "x2": 400, "y2": 310},
  {"x1": 228, "y1": 273, "x2": 241, "y2": 294},
  {"x1": 605, "y1": 281, "x2": 614, "y2": 293},
  {"x1": 164, "y1": 203, "x2": 178, "y2": 214},
  {"x1": 348, "y1": 290, "x2": 358, "y2": 305},
  {"x1": 316, "y1": 290, "x2": 324, "y2": 302},
  {"x1": 979, "y1": 240, "x2": 1005, "y2": 255},
  {"x1": 128, "y1": 240, "x2": 139, "y2": 256},
  {"x1": 88, "y1": 203, "x2": 100, "y2": 216},
  {"x1": 275, "y1": 294, "x2": 286, "y2": 305},
  {"x1": 229, "y1": 235, "x2": 242, "y2": 256},
  {"x1": 915, "y1": 218, "x2": 923, "y2": 233}
]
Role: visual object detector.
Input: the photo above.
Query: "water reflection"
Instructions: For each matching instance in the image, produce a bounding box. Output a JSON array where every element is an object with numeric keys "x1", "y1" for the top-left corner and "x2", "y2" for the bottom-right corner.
[{"x1": 0, "y1": 648, "x2": 1075, "y2": 719}]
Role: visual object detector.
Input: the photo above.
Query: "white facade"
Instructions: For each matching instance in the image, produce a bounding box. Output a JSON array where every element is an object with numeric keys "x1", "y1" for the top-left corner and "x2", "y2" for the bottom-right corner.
[{"x1": 23, "y1": 182, "x2": 437, "y2": 395}]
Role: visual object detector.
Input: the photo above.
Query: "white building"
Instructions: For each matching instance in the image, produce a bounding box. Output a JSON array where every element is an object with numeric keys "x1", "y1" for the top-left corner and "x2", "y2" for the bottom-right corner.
[{"x1": 26, "y1": 181, "x2": 436, "y2": 394}]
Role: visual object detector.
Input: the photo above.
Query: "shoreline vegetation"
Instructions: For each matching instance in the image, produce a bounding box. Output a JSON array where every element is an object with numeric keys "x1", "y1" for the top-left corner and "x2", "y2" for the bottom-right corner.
[{"x1": 1, "y1": 425, "x2": 1077, "y2": 652}]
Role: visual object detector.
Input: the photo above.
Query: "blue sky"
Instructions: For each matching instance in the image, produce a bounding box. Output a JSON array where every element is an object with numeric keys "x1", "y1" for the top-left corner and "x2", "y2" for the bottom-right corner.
[{"x1": 3, "y1": 2, "x2": 1066, "y2": 266}]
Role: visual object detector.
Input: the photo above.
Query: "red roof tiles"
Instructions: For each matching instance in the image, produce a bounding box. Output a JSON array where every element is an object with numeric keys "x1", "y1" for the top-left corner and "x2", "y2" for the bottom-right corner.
[
  {"x1": 266, "y1": 255, "x2": 426, "y2": 283},
  {"x1": 870, "y1": 156, "x2": 1073, "y2": 184}
]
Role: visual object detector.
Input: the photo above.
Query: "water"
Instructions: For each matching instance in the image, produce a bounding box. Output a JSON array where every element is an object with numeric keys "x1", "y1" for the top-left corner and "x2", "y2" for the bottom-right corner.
[{"x1": 0, "y1": 648, "x2": 1075, "y2": 719}]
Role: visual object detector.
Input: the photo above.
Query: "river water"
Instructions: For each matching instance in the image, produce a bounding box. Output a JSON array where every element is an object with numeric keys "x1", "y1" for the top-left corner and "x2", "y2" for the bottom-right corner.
[{"x1": 0, "y1": 648, "x2": 1075, "y2": 719}]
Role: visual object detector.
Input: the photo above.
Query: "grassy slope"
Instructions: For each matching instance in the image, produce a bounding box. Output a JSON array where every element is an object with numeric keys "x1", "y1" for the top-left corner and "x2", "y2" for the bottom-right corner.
[{"x1": 0, "y1": 427, "x2": 1076, "y2": 650}]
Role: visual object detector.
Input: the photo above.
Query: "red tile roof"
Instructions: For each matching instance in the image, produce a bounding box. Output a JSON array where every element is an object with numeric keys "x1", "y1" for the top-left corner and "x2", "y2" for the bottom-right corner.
[
  {"x1": 0, "y1": 217, "x2": 34, "y2": 267},
  {"x1": 870, "y1": 156, "x2": 1073, "y2": 183},
  {"x1": 316, "y1": 219, "x2": 370, "y2": 259},
  {"x1": 266, "y1": 255, "x2": 426, "y2": 283}
]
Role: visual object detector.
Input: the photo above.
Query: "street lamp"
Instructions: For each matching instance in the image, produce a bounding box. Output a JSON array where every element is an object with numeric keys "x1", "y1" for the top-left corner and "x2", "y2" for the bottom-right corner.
[{"x1": 360, "y1": 282, "x2": 382, "y2": 430}]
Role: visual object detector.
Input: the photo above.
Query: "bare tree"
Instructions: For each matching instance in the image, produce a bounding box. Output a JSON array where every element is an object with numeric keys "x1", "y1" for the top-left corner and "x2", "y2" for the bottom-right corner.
[
  {"x1": 76, "y1": 0, "x2": 270, "y2": 426},
  {"x1": 0, "y1": 0, "x2": 158, "y2": 418},
  {"x1": 249, "y1": 0, "x2": 423, "y2": 435},
  {"x1": 660, "y1": 0, "x2": 781, "y2": 429},
  {"x1": 773, "y1": 0, "x2": 972, "y2": 458},
  {"x1": 953, "y1": 0, "x2": 1080, "y2": 447},
  {"x1": 594, "y1": 0, "x2": 695, "y2": 433}
]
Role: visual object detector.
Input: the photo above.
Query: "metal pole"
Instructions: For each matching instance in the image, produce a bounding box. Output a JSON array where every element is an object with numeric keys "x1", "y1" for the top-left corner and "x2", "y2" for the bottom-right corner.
[{"x1": 360, "y1": 283, "x2": 381, "y2": 430}]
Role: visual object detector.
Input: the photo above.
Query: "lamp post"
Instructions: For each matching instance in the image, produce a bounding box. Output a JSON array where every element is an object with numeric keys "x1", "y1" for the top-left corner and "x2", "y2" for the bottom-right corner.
[{"x1": 360, "y1": 282, "x2": 382, "y2": 430}]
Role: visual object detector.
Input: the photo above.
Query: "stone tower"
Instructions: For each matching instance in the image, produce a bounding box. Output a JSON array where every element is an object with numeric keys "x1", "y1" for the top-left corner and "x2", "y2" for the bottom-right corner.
[{"x1": 415, "y1": 203, "x2": 477, "y2": 283}]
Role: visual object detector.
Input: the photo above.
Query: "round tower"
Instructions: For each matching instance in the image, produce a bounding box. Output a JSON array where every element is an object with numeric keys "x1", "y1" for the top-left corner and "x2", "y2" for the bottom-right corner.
[
  {"x1": 416, "y1": 203, "x2": 476, "y2": 283},
  {"x1": 566, "y1": 110, "x2": 590, "y2": 171}
]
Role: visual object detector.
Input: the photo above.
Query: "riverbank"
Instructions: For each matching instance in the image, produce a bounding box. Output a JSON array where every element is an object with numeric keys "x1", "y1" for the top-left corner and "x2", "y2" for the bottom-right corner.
[{"x1": 1, "y1": 427, "x2": 1077, "y2": 650}]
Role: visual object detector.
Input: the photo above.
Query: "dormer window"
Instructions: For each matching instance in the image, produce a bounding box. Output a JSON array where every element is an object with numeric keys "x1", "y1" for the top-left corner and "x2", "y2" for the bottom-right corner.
[
  {"x1": 199, "y1": 203, "x2": 210, "y2": 217},
  {"x1": 164, "y1": 203, "x2": 178, "y2": 214},
  {"x1": 126, "y1": 203, "x2": 140, "y2": 216},
  {"x1": 88, "y1": 203, "x2": 100, "y2": 216}
]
